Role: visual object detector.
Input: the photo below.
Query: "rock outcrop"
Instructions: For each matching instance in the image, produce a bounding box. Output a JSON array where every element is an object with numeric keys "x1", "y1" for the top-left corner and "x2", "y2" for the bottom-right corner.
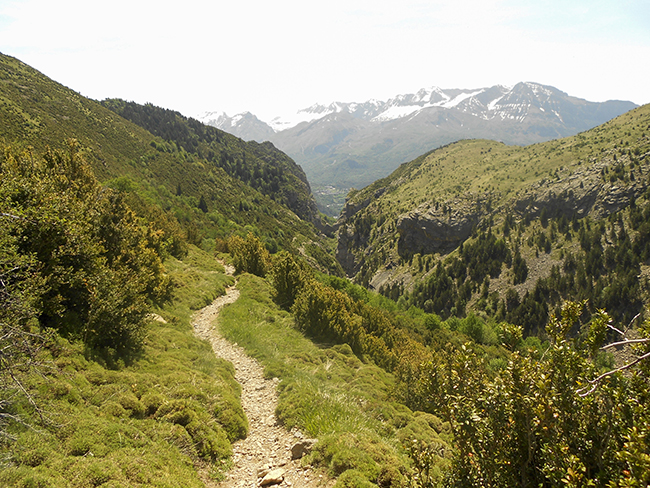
[
  {"x1": 396, "y1": 207, "x2": 479, "y2": 257},
  {"x1": 509, "y1": 159, "x2": 649, "y2": 220}
]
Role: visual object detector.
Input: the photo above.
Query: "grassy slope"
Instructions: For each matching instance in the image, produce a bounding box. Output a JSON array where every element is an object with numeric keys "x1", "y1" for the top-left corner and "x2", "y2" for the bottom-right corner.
[
  {"x1": 217, "y1": 274, "x2": 454, "y2": 487},
  {"x1": 0, "y1": 247, "x2": 243, "y2": 487},
  {"x1": 1, "y1": 53, "x2": 334, "y2": 258},
  {"x1": 340, "y1": 105, "x2": 650, "y2": 282},
  {"x1": 348, "y1": 104, "x2": 650, "y2": 217}
]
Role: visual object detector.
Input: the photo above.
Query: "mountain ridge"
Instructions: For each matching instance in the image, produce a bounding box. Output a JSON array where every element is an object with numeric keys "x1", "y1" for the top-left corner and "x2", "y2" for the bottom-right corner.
[
  {"x1": 334, "y1": 103, "x2": 650, "y2": 331},
  {"x1": 201, "y1": 82, "x2": 637, "y2": 215},
  {"x1": 202, "y1": 82, "x2": 637, "y2": 134}
]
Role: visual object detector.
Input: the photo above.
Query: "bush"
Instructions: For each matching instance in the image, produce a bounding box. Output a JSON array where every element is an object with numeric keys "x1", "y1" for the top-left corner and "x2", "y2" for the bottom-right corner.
[
  {"x1": 155, "y1": 399, "x2": 197, "y2": 426},
  {"x1": 117, "y1": 393, "x2": 146, "y2": 418},
  {"x1": 0, "y1": 142, "x2": 172, "y2": 361},
  {"x1": 228, "y1": 232, "x2": 270, "y2": 277},
  {"x1": 185, "y1": 421, "x2": 231, "y2": 461},
  {"x1": 213, "y1": 396, "x2": 248, "y2": 441},
  {"x1": 269, "y1": 251, "x2": 313, "y2": 310},
  {"x1": 141, "y1": 391, "x2": 165, "y2": 416},
  {"x1": 334, "y1": 470, "x2": 377, "y2": 488}
]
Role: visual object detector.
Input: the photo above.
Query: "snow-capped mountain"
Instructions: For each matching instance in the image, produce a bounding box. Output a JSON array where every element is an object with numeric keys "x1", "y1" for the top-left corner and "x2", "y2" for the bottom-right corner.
[
  {"x1": 203, "y1": 82, "x2": 635, "y2": 140},
  {"x1": 199, "y1": 111, "x2": 275, "y2": 143},
  {"x1": 199, "y1": 82, "x2": 637, "y2": 215}
]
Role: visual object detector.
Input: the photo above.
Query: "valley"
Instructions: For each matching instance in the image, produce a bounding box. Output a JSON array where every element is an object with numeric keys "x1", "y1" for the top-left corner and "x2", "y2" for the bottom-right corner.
[{"x1": 1, "y1": 51, "x2": 649, "y2": 487}]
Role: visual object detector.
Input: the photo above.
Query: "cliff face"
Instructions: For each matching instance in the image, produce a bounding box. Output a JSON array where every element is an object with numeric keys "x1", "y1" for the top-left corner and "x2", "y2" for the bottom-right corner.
[
  {"x1": 510, "y1": 161, "x2": 648, "y2": 220},
  {"x1": 392, "y1": 162, "x2": 650, "y2": 259},
  {"x1": 334, "y1": 105, "x2": 650, "y2": 285},
  {"x1": 396, "y1": 202, "x2": 480, "y2": 257}
]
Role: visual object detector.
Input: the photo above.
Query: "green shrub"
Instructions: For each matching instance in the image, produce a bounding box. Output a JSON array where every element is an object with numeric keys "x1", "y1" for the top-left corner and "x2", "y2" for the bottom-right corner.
[
  {"x1": 101, "y1": 401, "x2": 127, "y2": 418},
  {"x1": 83, "y1": 459, "x2": 119, "y2": 486},
  {"x1": 334, "y1": 469, "x2": 377, "y2": 488},
  {"x1": 155, "y1": 399, "x2": 198, "y2": 426},
  {"x1": 167, "y1": 423, "x2": 196, "y2": 458},
  {"x1": 228, "y1": 232, "x2": 270, "y2": 277},
  {"x1": 13, "y1": 433, "x2": 53, "y2": 468},
  {"x1": 213, "y1": 396, "x2": 248, "y2": 441},
  {"x1": 66, "y1": 432, "x2": 96, "y2": 456},
  {"x1": 269, "y1": 251, "x2": 313, "y2": 310},
  {"x1": 185, "y1": 421, "x2": 231, "y2": 461},
  {"x1": 307, "y1": 432, "x2": 407, "y2": 487},
  {"x1": 117, "y1": 393, "x2": 145, "y2": 418},
  {"x1": 0, "y1": 143, "x2": 172, "y2": 361},
  {"x1": 141, "y1": 391, "x2": 165, "y2": 416}
]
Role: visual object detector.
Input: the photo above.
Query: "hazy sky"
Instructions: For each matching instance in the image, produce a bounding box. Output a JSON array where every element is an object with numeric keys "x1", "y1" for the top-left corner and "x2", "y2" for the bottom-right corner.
[{"x1": 1, "y1": 0, "x2": 648, "y2": 121}]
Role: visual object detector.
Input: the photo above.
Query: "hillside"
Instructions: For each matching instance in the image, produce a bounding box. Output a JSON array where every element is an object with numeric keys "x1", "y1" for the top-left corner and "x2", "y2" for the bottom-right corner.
[
  {"x1": 0, "y1": 53, "x2": 337, "y2": 272},
  {"x1": 100, "y1": 99, "x2": 319, "y2": 224},
  {"x1": 337, "y1": 104, "x2": 650, "y2": 332},
  {"x1": 203, "y1": 83, "x2": 636, "y2": 215},
  {"x1": 2, "y1": 50, "x2": 649, "y2": 487}
]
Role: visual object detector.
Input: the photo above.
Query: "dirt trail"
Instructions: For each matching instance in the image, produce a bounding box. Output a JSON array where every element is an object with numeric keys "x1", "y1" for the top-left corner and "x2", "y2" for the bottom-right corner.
[{"x1": 192, "y1": 266, "x2": 333, "y2": 488}]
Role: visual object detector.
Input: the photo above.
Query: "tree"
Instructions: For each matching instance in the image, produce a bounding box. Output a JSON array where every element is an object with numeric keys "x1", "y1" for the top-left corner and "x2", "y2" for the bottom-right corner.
[
  {"x1": 268, "y1": 251, "x2": 313, "y2": 310},
  {"x1": 0, "y1": 141, "x2": 171, "y2": 360},
  {"x1": 228, "y1": 232, "x2": 270, "y2": 277},
  {"x1": 198, "y1": 194, "x2": 208, "y2": 213},
  {"x1": 512, "y1": 249, "x2": 528, "y2": 285}
]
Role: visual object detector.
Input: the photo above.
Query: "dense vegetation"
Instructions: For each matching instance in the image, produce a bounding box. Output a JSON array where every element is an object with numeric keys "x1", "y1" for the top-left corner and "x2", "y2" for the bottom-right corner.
[
  {"x1": 101, "y1": 99, "x2": 319, "y2": 223},
  {"x1": 400, "y1": 302, "x2": 650, "y2": 487},
  {"x1": 1, "y1": 142, "x2": 173, "y2": 362},
  {"x1": 0, "y1": 53, "x2": 339, "y2": 274},
  {"x1": 2, "y1": 51, "x2": 649, "y2": 487},
  {"x1": 397, "y1": 196, "x2": 650, "y2": 337}
]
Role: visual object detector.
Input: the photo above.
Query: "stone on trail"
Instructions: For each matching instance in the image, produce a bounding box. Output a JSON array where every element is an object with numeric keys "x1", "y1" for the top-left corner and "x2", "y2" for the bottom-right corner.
[
  {"x1": 260, "y1": 467, "x2": 285, "y2": 486},
  {"x1": 291, "y1": 439, "x2": 317, "y2": 460}
]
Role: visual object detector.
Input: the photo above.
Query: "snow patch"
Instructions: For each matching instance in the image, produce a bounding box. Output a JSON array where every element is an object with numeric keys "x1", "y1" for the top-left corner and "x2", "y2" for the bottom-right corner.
[
  {"x1": 372, "y1": 105, "x2": 423, "y2": 122},
  {"x1": 438, "y1": 89, "x2": 484, "y2": 109}
]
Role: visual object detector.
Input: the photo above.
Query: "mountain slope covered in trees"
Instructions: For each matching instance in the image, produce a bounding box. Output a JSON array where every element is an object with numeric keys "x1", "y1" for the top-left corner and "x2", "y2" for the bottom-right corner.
[
  {"x1": 0, "y1": 52, "x2": 338, "y2": 272},
  {"x1": 100, "y1": 99, "x2": 319, "y2": 224},
  {"x1": 337, "y1": 104, "x2": 650, "y2": 333}
]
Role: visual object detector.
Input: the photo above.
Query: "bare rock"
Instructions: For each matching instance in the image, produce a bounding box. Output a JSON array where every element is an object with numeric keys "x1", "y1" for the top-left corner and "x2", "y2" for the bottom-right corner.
[
  {"x1": 396, "y1": 205, "x2": 479, "y2": 256},
  {"x1": 291, "y1": 439, "x2": 317, "y2": 460},
  {"x1": 260, "y1": 468, "x2": 285, "y2": 486}
]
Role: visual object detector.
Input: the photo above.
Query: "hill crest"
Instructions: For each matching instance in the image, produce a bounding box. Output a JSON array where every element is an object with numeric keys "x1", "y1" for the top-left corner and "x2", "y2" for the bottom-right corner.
[{"x1": 201, "y1": 82, "x2": 637, "y2": 215}]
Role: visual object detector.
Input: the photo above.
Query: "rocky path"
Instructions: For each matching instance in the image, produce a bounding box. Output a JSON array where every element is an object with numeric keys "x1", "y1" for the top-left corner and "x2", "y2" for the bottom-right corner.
[{"x1": 192, "y1": 267, "x2": 333, "y2": 488}]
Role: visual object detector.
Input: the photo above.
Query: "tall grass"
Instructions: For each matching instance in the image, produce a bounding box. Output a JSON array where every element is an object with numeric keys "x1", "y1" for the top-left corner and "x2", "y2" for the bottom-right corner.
[
  {"x1": 217, "y1": 274, "x2": 452, "y2": 487},
  {"x1": 0, "y1": 246, "x2": 244, "y2": 487}
]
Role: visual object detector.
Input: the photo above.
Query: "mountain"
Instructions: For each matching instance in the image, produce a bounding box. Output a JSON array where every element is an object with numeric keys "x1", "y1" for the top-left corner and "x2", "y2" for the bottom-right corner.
[
  {"x1": 201, "y1": 83, "x2": 637, "y2": 215},
  {"x1": 100, "y1": 100, "x2": 319, "y2": 225},
  {"x1": 335, "y1": 103, "x2": 650, "y2": 333},
  {"x1": 200, "y1": 110, "x2": 276, "y2": 143},
  {"x1": 0, "y1": 52, "x2": 338, "y2": 272}
]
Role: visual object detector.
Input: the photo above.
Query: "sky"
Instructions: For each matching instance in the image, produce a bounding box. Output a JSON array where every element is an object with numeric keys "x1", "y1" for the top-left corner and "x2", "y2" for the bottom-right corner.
[{"x1": 0, "y1": 0, "x2": 648, "y2": 122}]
